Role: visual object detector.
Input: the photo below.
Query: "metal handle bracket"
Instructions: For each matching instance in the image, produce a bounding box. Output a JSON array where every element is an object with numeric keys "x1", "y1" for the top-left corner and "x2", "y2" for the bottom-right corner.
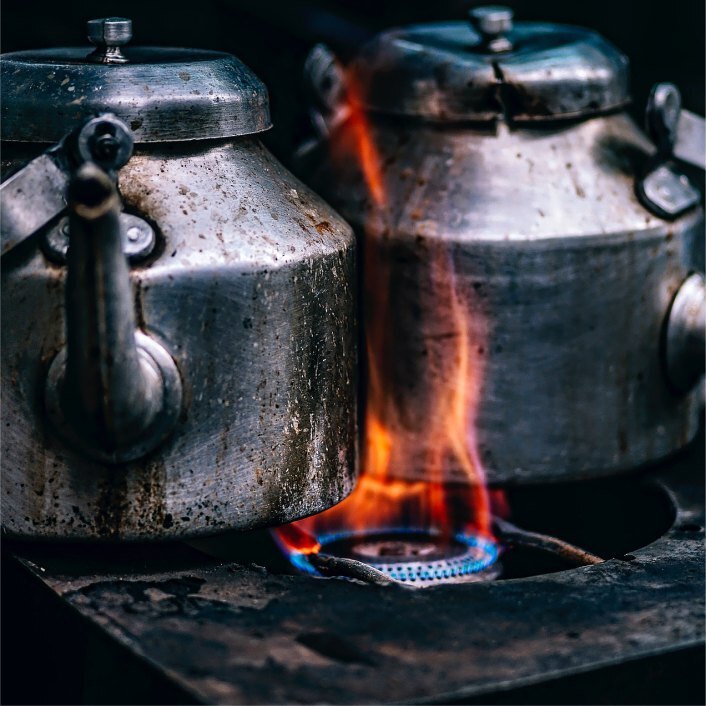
[
  {"x1": 637, "y1": 83, "x2": 703, "y2": 220},
  {"x1": 0, "y1": 114, "x2": 134, "y2": 256}
]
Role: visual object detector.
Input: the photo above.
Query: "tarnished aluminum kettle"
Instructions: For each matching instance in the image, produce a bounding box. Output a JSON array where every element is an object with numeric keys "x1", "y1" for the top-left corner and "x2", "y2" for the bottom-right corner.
[
  {"x1": 301, "y1": 7, "x2": 705, "y2": 485},
  {"x1": 1, "y1": 18, "x2": 357, "y2": 539}
]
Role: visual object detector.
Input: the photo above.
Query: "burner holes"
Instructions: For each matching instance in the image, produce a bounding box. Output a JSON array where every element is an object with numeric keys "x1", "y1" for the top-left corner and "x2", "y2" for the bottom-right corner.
[
  {"x1": 617, "y1": 554, "x2": 637, "y2": 562},
  {"x1": 676, "y1": 522, "x2": 703, "y2": 533}
]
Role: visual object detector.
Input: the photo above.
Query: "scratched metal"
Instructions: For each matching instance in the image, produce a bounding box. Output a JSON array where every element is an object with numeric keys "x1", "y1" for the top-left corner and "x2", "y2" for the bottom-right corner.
[
  {"x1": 1, "y1": 47, "x2": 271, "y2": 143},
  {"x1": 1, "y1": 136, "x2": 357, "y2": 539},
  {"x1": 13, "y1": 456, "x2": 705, "y2": 705}
]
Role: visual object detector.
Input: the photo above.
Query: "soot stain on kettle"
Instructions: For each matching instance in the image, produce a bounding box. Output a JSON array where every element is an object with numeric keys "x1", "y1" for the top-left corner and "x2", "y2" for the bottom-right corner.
[
  {"x1": 259, "y1": 249, "x2": 356, "y2": 525},
  {"x1": 17, "y1": 270, "x2": 67, "y2": 530},
  {"x1": 134, "y1": 456, "x2": 169, "y2": 533},
  {"x1": 95, "y1": 469, "x2": 130, "y2": 538},
  {"x1": 93, "y1": 456, "x2": 168, "y2": 538}
]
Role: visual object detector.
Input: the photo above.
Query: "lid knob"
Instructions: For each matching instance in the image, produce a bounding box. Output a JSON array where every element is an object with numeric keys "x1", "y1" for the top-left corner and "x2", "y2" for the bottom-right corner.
[
  {"x1": 468, "y1": 5, "x2": 514, "y2": 53},
  {"x1": 87, "y1": 17, "x2": 132, "y2": 64}
]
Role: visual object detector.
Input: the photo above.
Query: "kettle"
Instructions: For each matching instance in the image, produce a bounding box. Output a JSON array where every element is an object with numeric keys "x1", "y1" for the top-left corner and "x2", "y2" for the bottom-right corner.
[
  {"x1": 1, "y1": 18, "x2": 358, "y2": 539},
  {"x1": 300, "y1": 6, "x2": 704, "y2": 485}
]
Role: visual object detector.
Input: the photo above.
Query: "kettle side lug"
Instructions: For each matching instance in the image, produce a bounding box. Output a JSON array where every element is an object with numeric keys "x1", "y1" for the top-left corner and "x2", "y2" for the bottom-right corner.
[{"x1": 663, "y1": 273, "x2": 706, "y2": 395}]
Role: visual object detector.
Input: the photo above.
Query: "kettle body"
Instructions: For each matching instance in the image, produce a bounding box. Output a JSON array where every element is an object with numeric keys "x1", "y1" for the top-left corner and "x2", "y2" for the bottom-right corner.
[
  {"x1": 303, "y1": 13, "x2": 704, "y2": 484},
  {"x1": 1, "y1": 21, "x2": 358, "y2": 539}
]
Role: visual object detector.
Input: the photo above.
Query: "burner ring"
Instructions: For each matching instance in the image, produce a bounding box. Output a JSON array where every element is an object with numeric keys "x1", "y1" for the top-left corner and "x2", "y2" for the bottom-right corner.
[{"x1": 290, "y1": 528, "x2": 499, "y2": 585}]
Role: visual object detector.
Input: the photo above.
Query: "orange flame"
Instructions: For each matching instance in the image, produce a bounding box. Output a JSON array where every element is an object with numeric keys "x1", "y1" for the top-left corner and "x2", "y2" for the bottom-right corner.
[
  {"x1": 276, "y1": 64, "x2": 493, "y2": 554},
  {"x1": 336, "y1": 71, "x2": 387, "y2": 209},
  {"x1": 276, "y1": 523, "x2": 321, "y2": 555}
]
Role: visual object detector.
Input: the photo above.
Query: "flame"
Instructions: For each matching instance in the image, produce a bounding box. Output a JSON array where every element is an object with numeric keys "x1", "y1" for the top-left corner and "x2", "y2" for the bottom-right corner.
[
  {"x1": 276, "y1": 64, "x2": 494, "y2": 557},
  {"x1": 332, "y1": 70, "x2": 387, "y2": 209},
  {"x1": 489, "y1": 488, "x2": 511, "y2": 520},
  {"x1": 276, "y1": 522, "x2": 321, "y2": 555}
]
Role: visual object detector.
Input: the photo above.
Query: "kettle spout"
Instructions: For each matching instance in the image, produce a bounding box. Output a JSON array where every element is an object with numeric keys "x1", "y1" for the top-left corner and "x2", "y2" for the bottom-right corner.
[{"x1": 46, "y1": 164, "x2": 182, "y2": 463}]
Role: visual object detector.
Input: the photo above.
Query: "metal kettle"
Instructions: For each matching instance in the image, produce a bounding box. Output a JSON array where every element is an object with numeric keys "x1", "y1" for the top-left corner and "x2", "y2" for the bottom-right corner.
[
  {"x1": 1, "y1": 18, "x2": 358, "y2": 539},
  {"x1": 301, "y1": 7, "x2": 705, "y2": 485}
]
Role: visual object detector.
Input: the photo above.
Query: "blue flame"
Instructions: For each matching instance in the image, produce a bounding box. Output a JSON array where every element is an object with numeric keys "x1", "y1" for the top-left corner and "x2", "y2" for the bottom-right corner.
[{"x1": 278, "y1": 526, "x2": 498, "y2": 582}]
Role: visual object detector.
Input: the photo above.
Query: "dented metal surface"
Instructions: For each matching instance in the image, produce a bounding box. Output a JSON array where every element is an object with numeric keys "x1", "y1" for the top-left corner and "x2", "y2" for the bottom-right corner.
[{"x1": 2, "y1": 134, "x2": 357, "y2": 539}]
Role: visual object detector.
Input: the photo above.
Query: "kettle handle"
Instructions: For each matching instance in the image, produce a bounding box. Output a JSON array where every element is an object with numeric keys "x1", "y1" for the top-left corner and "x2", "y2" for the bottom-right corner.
[
  {"x1": 637, "y1": 83, "x2": 704, "y2": 220},
  {"x1": 303, "y1": 44, "x2": 349, "y2": 140},
  {"x1": 293, "y1": 44, "x2": 350, "y2": 170},
  {"x1": 0, "y1": 114, "x2": 132, "y2": 256},
  {"x1": 1, "y1": 114, "x2": 183, "y2": 463}
]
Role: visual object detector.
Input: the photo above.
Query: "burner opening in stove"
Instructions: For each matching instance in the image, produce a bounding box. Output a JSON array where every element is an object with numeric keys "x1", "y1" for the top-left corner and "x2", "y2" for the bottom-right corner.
[
  {"x1": 288, "y1": 527, "x2": 499, "y2": 585},
  {"x1": 188, "y1": 475, "x2": 678, "y2": 585}
]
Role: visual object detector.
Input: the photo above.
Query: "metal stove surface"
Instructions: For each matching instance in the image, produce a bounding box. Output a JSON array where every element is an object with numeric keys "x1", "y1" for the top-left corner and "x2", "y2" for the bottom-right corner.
[{"x1": 3, "y1": 438, "x2": 704, "y2": 705}]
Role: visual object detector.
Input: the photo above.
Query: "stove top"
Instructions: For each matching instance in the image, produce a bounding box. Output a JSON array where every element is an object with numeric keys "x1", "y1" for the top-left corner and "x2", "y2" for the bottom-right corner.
[{"x1": 3, "y1": 433, "x2": 704, "y2": 705}]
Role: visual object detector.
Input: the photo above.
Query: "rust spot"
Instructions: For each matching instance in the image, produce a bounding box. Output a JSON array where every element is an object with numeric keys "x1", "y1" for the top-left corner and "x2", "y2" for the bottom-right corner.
[
  {"x1": 315, "y1": 221, "x2": 333, "y2": 235},
  {"x1": 215, "y1": 422, "x2": 230, "y2": 469}
]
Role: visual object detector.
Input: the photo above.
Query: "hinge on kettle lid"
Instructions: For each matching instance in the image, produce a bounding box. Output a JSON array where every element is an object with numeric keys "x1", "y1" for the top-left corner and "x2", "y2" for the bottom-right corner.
[{"x1": 637, "y1": 83, "x2": 704, "y2": 220}]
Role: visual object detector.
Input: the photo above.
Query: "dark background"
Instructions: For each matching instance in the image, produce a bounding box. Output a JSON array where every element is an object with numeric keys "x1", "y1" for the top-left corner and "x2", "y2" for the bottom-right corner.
[{"x1": 2, "y1": 0, "x2": 704, "y2": 163}]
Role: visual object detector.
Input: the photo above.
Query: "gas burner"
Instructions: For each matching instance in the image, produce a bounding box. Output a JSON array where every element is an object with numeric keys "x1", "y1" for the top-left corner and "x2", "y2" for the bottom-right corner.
[{"x1": 289, "y1": 528, "x2": 499, "y2": 586}]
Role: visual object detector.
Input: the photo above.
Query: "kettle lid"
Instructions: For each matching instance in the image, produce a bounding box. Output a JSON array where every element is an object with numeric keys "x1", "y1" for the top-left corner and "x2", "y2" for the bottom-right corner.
[
  {"x1": 348, "y1": 6, "x2": 629, "y2": 123},
  {"x1": 1, "y1": 17, "x2": 271, "y2": 143}
]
